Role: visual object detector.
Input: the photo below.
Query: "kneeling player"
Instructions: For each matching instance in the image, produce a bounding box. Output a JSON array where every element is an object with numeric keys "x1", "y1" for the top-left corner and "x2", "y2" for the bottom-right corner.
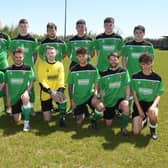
[
  {"x1": 37, "y1": 46, "x2": 66, "y2": 127},
  {"x1": 99, "y1": 53, "x2": 130, "y2": 136},
  {"x1": 5, "y1": 48, "x2": 34, "y2": 131},
  {"x1": 131, "y1": 53, "x2": 164, "y2": 140},
  {"x1": 67, "y1": 47, "x2": 104, "y2": 128}
]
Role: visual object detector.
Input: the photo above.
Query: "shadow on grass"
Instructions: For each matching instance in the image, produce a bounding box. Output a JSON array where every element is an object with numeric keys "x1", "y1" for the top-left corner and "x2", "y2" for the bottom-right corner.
[
  {"x1": 0, "y1": 112, "x2": 151, "y2": 149},
  {"x1": 0, "y1": 114, "x2": 22, "y2": 136}
]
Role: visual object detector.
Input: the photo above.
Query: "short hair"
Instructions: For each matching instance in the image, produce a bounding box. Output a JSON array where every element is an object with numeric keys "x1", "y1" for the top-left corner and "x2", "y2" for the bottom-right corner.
[
  {"x1": 76, "y1": 19, "x2": 86, "y2": 26},
  {"x1": 46, "y1": 46, "x2": 56, "y2": 51},
  {"x1": 134, "y1": 25, "x2": 145, "y2": 33},
  {"x1": 76, "y1": 47, "x2": 87, "y2": 55},
  {"x1": 13, "y1": 48, "x2": 24, "y2": 55},
  {"x1": 47, "y1": 22, "x2": 57, "y2": 30},
  {"x1": 104, "y1": 17, "x2": 114, "y2": 24},
  {"x1": 19, "y1": 19, "x2": 28, "y2": 25},
  {"x1": 108, "y1": 52, "x2": 120, "y2": 59},
  {"x1": 139, "y1": 53, "x2": 153, "y2": 63}
]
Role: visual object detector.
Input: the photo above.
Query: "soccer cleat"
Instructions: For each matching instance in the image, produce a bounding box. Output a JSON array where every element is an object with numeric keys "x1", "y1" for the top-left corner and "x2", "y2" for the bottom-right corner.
[
  {"x1": 91, "y1": 119, "x2": 98, "y2": 130},
  {"x1": 150, "y1": 127, "x2": 158, "y2": 140},
  {"x1": 121, "y1": 128, "x2": 129, "y2": 137},
  {"x1": 23, "y1": 121, "x2": 30, "y2": 132},
  {"x1": 59, "y1": 119, "x2": 66, "y2": 127}
]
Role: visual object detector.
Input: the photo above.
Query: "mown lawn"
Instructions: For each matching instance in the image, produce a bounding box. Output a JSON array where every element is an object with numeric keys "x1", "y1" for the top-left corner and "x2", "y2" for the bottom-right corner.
[{"x1": 0, "y1": 50, "x2": 168, "y2": 168}]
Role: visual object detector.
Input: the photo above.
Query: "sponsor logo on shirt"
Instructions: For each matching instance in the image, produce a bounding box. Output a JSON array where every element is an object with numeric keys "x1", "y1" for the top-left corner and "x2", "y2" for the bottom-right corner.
[
  {"x1": 139, "y1": 88, "x2": 153, "y2": 95},
  {"x1": 24, "y1": 48, "x2": 29, "y2": 53},
  {"x1": 102, "y1": 45, "x2": 115, "y2": 51},
  {"x1": 11, "y1": 78, "x2": 24, "y2": 84},
  {"x1": 78, "y1": 79, "x2": 89, "y2": 85},
  {"x1": 131, "y1": 52, "x2": 142, "y2": 59},
  {"x1": 109, "y1": 81, "x2": 121, "y2": 88}
]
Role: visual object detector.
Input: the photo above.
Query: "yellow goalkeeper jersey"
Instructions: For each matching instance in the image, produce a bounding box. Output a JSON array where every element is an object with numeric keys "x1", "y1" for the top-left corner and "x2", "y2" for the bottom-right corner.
[{"x1": 37, "y1": 61, "x2": 65, "y2": 101}]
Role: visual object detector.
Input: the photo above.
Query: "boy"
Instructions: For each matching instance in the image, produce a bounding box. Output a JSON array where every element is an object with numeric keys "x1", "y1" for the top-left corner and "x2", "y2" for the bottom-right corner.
[{"x1": 131, "y1": 53, "x2": 164, "y2": 139}]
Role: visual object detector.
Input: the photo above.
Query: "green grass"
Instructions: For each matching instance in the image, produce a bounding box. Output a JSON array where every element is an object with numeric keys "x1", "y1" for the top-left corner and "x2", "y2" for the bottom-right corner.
[{"x1": 0, "y1": 50, "x2": 168, "y2": 168}]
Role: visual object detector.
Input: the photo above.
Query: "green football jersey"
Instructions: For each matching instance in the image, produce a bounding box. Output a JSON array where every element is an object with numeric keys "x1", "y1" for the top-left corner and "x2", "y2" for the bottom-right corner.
[
  {"x1": 99, "y1": 67, "x2": 130, "y2": 107},
  {"x1": 95, "y1": 33, "x2": 124, "y2": 72},
  {"x1": 0, "y1": 71, "x2": 5, "y2": 97},
  {"x1": 67, "y1": 35, "x2": 94, "y2": 63},
  {"x1": 38, "y1": 37, "x2": 66, "y2": 62},
  {"x1": 5, "y1": 64, "x2": 34, "y2": 105},
  {"x1": 0, "y1": 32, "x2": 10, "y2": 70},
  {"x1": 67, "y1": 64, "x2": 100, "y2": 105},
  {"x1": 122, "y1": 40, "x2": 154, "y2": 76},
  {"x1": 9, "y1": 34, "x2": 38, "y2": 68},
  {"x1": 131, "y1": 71, "x2": 164, "y2": 102}
]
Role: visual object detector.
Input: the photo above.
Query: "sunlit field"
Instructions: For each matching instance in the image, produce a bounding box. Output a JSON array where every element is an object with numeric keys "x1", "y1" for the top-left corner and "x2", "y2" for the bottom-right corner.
[{"x1": 0, "y1": 49, "x2": 168, "y2": 168}]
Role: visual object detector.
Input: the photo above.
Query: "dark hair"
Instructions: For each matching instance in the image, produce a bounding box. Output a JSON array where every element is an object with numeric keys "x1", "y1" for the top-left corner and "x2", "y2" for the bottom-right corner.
[
  {"x1": 108, "y1": 52, "x2": 119, "y2": 59},
  {"x1": 13, "y1": 48, "x2": 24, "y2": 55},
  {"x1": 139, "y1": 53, "x2": 153, "y2": 63},
  {"x1": 76, "y1": 19, "x2": 86, "y2": 25},
  {"x1": 46, "y1": 46, "x2": 56, "y2": 51},
  {"x1": 76, "y1": 47, "x2": 87, "y2": 55},
  {"x1": 47, "y1": 22, "x2": 57, "y2": 30},
  {"x1": 104, "y1": 17, "x2": 114, "y2": 24},
  {"x1": 19, "y1": 19, "x2": 28, "y2": 25},
  {"x1": 134, "y1": 25, "x2": 145, "y2": 33}
]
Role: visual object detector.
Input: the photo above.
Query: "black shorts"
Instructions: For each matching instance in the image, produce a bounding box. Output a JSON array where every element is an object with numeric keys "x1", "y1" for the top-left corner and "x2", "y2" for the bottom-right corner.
[
  {"x1": 41, "y1": 99, "x2": 53, "y2": 112},
  {"x1": 132, "y1": 101, "x2": 153, "y2": 118},
  {"x1": 74, "y1": 96, "x2": 94, "y2": 116},
  {"x1": 11, "y1": 99, "x2": 22, "y2": 114},
  {"x1": 103, "y1": 99, "x2": 124, "y2": 120}
]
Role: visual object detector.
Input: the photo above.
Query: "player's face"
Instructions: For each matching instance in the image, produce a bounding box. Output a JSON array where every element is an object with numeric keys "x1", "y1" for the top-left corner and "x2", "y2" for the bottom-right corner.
[
  {"x1": 13, "y1": 53, "x2": 24, "y2": 66},
  {"x1": 77, "y1": 53, "x2": 88, "y2": 65},
  {"x1": 47, "y1": 28, "x2": 57, "y2": 39},
  {"x1": 19, "y1": 23, "x2": 29, "y2": 36},
  {"x1": 134, "y1": 29, "x2": 144, "y2": 41},
  {"x1": 76, "y1": 24, "x2": 86, "y2": 36},
  {"x1": 46, "y1": 49, "x2": 56, "y2": 62},
  {"x1": 104, "y1": 22, "x2": 114, "y2": 34},
  {"x1": 109, "y1": 56, "x2": 119, "y2": 68},
  {"x1": 141, "y1": 62, "x2": 153, "y2": 72}
]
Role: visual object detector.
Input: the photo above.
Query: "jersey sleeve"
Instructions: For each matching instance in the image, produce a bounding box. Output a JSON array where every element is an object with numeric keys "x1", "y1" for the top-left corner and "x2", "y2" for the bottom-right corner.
[
  {"x1": 0, "y1": 72, "x2": 4, "y2": 83},
  {"x1": 121, "y1": 44, "x2": 128, "y2": 57},
  {"x1": 57, "y1": 63, "x2": 65, "y2": 88},
  {"x1": 124, "y1": 70, "x2": 130, "y2": 86},
  {"x1": 37, "y1": 62, "x2": 50, "y2": 89},
  {"x1": 67, "y1": 71, "x2": 73, "y2": 84}
]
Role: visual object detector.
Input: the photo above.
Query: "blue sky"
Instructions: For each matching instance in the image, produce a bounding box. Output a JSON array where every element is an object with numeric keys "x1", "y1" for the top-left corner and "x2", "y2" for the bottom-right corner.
[{"x1": 0, "y1": 0, "x2": 167, "y2": 38}]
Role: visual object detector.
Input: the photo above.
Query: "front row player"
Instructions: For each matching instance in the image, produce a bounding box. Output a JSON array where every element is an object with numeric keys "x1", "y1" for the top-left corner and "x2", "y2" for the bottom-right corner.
[
  {"x1": 67, "y1": 47, "x2": 104, "y2": 127},
  {"x1": 131, "y1": 53, "x2": 164, "y2": 139},
  {"x1": 5, "y1": 48, "x2": 34, "y2": 131},
  {"x1": 98, "y1": 53, "x2": 130, "y2": 136},
  {"x1": 37, "y1": 46, "x2": 66, "y2": 127}
]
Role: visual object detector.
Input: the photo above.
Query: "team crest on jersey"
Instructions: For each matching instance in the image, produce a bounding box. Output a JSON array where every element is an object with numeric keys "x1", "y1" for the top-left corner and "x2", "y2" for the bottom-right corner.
[
  {"x1": 76, "y1": 73, "x2": 79, "y2": 76},
  {"x1": 138, "y1": 81, "x2": 141, "y2": 85}
]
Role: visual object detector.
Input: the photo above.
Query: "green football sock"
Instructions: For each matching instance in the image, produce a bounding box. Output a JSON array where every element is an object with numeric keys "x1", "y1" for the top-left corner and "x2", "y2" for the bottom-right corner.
[
  {"x1": 121, "y1": 114, "x2": 129, "y2": 128},
  {"x1": 22, "y1": 103, "x2": 31, "y2": 121},
  {"x1": 92, "y1": 109, "x2": 103, "y2": 121},
  {"x1": 58, "y1": 101, "x2": 66, "y2": 120}
]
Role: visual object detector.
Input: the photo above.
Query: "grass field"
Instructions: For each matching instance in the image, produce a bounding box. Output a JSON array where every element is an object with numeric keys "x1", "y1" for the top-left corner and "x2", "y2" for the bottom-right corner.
[{"x1": 0, "y1": 50, "x2": 168, "y2": 168}]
